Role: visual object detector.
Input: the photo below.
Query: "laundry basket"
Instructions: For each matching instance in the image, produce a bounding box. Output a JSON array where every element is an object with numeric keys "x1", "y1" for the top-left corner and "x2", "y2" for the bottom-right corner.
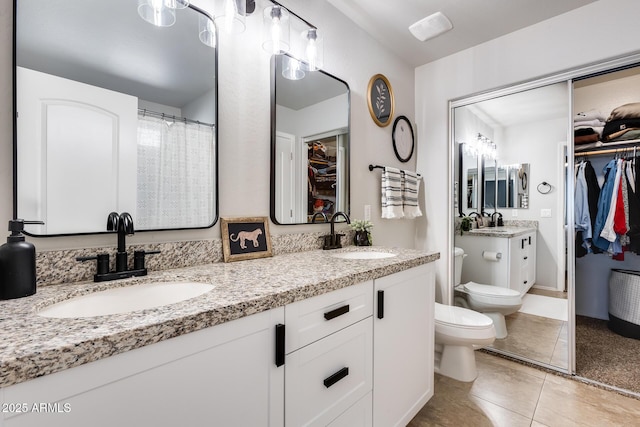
[{"x1": 608, "y1": 269, "x2": 640, "y2": 339}]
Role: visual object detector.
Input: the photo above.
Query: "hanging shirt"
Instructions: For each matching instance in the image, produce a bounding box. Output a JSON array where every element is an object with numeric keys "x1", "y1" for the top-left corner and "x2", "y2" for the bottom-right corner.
[
  {"x1": 575, "y1": 162, "x2": 592, "y2": 246},
  {"x1": 593, "y1": 160, "x2": 618, "y2": 251},
  {"x1": 600, "y1": 159, "x2": 622, "y2": 244}
]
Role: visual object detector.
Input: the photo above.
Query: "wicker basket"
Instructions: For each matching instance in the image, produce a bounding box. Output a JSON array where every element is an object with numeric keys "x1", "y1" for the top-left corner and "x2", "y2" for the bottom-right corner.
[{"x1": 608, "y1": 269, "x2": 640, "y2": 339}]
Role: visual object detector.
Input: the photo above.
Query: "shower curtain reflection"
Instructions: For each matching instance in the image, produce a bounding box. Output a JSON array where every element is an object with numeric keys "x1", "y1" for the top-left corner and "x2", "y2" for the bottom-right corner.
[{"x1": 137, "y1": 114, "x2": 216, "y2": 229}]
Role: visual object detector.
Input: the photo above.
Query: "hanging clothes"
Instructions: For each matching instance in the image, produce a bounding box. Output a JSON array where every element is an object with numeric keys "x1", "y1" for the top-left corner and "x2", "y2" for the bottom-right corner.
[
  {"x1": 593, "y1": 160, "x2": 618, "y2": 252},
  {"x1": 575, "y1": 162, "x2": 592, "y2": 252}
]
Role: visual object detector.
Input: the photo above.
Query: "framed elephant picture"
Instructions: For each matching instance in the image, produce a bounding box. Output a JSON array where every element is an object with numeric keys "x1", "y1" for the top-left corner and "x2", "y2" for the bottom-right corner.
[{"x1": 221, "y1": 217, "x2": 272, "y2": 262}]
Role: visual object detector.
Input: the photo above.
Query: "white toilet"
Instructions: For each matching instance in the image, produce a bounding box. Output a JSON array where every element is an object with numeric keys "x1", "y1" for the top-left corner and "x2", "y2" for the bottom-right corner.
[
  {"x1": 434, "y1": 302, "x2": 495, "y2": 382},
  {"x1": 453, "y1": 247, "x2": 522, "y2": 339}
]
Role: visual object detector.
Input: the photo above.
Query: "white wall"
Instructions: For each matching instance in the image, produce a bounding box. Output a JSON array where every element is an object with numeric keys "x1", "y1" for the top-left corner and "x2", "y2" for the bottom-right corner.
[
  {"x1": 0, "y1": 0, "x2": 417, "y2": 252},
  {"x1": 416, "y1": 0, "x2": 640, "y2": 302}
]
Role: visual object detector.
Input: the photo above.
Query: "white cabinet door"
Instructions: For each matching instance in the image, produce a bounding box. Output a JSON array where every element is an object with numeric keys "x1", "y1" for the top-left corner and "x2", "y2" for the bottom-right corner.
[
  {"x1": 2, "y1": 308, "x2": 284, "y2": 427},
  {"x1": 373, "y1": 264, "x2": 435, "y2": 427}
]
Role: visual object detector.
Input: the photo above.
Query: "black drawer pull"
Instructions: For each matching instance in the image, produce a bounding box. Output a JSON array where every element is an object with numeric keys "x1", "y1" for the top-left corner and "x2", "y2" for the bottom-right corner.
[
  {"x1": 324, "y1": 304, "x2": 350, "y2": 321},
  {"x1": 524, "y1": 256, "x2": 528, "y2": 260},
  {"x1": 524, "y1": 280, "x2": 528, "y2": 284},
  {"x1": 275, "y1": 324, "x2": 285, "y2": 367},
  {"x1": 324, "y1": 367, "x2": 349, "y2": 388},
  {"x1": 377, "y1": 290, "x2": 384, "y2": 319},
  {"x1": 528, "y1": 236, "x2": 531, "y2": 245}
]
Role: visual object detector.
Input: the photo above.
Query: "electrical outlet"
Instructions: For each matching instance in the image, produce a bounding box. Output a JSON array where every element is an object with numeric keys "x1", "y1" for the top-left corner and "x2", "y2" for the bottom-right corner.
[
  {"x1": 512, "y1": 210, "x2": 518, "y2": 217},
  {"x1": 364, "y1": 205, "x2": 371, "y2": 221},
  {"x1": 541, "y1": 208, "x2": 552, "y2": 218}
]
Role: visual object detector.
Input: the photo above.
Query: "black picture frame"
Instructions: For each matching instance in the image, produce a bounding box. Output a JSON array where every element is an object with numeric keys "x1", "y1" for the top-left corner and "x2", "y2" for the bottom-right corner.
[
  {"x1": 221, "y1": 217, "x2": 272, "y2": 262},
  {"x1": 367, "y1": 74, "x2": 394, "y2": 127},
  {"x1": 392, "y1": 115, "x2": 415, "y2": 162}
]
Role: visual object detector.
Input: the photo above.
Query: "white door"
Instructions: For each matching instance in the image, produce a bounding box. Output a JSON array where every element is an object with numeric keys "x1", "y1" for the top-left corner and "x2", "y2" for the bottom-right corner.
[
  {"x1": 275, "y1": 131, "x2": 298, "y2": 224},
  {"x1": 17, "y1": 67, "x2": 137, "y2": 234}
]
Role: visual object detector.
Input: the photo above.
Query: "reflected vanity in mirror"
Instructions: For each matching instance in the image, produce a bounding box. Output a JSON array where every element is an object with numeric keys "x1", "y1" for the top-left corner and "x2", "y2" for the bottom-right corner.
[
  {"x1": 270, "y1": 54, "x2": 350, "y2": 224},
  {"x1": 14, "y1": 0, "x2": 218, "y2": 235}
]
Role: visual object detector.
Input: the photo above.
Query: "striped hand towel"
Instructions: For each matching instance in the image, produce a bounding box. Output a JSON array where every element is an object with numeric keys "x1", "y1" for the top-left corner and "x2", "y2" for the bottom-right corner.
[
  {"x1": 402, "y1": 170, "x2": 423, "y2": 218},
  {"x1": 381, "y1": 167, "x2": 404, "y2": 218}
]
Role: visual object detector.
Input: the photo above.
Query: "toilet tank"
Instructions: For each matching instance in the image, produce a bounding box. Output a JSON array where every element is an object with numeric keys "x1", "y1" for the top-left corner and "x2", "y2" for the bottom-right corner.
[{"x1": 454, "y1": 247, "x2": 465, "y2": 286}]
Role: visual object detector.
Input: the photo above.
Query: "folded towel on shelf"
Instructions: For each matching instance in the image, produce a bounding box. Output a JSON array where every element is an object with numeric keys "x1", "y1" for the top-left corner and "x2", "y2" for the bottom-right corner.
[
  {"x1": 381, "y1": 167, "x2": 404, "y2": 218},
  {"x1": 574, "y1": 109, "x2": 606, "y2": 122},
  {"x1": 574, "y1": 119, "x2": 606, "y2": 128},
  {"x1": 402, "y1": 170, "x2": 423, "y2": 218}
]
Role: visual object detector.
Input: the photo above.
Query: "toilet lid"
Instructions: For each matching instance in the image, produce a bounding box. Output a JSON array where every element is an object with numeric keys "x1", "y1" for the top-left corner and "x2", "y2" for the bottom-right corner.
[
  {"x1": 435, "y1": 303, "x2": 493, "y2": 329},
  {"x1": 464, "y1": 281, "x2": 521, "y2": 298}
]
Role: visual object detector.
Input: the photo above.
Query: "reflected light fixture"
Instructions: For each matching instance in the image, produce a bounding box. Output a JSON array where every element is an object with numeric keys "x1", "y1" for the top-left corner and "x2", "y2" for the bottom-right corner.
[
  {"x1": 214, "y1": 0, "x2": 246, "y2": 34},
  {"x1": 301, "y1": 28, "x2": 323, "y2": 71},
  {"x1": 282, "y1": 55, "x2": 305, "y2": 80},
  {"x1": 199, "y1": 15, "x2": 217, "y2": 48},
  {"x1": 409, "y1": 11, "x2": 452, "y2": 42},
  {"x1": 164, "y1": 0, "x2": 190, "y2": 9},
  {"x1": 462, "y1": 133, "x2": 497, "y2": 160},
  {"x1": 138, "y1": 0, "x2": 177, "y2": 27},
  {"x1": 262, "y1": 5, "x2": 290, "y2": 54}
]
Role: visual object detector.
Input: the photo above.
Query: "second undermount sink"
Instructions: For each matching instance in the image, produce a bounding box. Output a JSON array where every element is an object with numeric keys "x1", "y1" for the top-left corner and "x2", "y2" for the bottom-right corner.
[
  {"x1": 37, "y1": 282, "x2": 215, "y2": 319},
  {"x1": 331, "y1": 251, "x2": 398, "y2": 260}
]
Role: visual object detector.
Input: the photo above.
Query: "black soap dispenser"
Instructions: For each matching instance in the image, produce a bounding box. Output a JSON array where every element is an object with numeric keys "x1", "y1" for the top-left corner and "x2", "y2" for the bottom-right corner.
[{"x1": 0, "y1": 219, "x2": 42, "y2": 300}]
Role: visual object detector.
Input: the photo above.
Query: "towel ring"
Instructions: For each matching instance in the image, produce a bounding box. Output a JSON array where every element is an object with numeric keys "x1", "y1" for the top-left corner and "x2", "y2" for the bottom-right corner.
[{"x1": 537, "y1": 181, "x2": 552, "y2": 194}]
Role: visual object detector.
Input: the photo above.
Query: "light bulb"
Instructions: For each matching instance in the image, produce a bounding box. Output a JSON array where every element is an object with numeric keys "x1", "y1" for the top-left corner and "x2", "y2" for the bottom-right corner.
[{"x1": 270, "y1": 7, "x2": 282, "y2": 54}]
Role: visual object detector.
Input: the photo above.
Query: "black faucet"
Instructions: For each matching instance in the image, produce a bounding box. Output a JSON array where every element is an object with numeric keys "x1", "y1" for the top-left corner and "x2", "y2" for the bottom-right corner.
[
  {"x1": 492, "y1": 212, "x2": 504, "y2": 227},
  {"x1": 76, "y1": 212, "x2": 159, "y2": 282},
  {"x1": 108, "y1": 212, "x2": 134, "y2": 272},
  {"x1": 323, "y1": 211, "x2": 351, "y2": 250},
  {"x1": 311, "y1": 212, "x2": 328, "y2": 223}
]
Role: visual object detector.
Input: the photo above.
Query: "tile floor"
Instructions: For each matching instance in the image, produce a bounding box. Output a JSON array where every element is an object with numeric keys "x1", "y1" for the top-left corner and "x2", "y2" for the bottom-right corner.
[{"x1": 408, "y1": 352, "x2": 640, "y2": 426}]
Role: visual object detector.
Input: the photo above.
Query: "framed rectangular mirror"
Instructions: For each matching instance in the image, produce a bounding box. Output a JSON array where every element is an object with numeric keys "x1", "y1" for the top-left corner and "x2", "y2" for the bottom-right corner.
[
  {"x1": 14, "y1": 0, "x2": 218, "y2": 236},
  {"x1": 270, "y1": 54, "x2": 350, "y2": 224}
]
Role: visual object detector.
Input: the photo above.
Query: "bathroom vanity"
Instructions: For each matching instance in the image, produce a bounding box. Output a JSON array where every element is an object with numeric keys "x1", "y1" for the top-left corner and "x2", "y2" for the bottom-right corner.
[
  {"x1": 456, "y1": 227, "x2": 536, "y2": 296},
  {"x1": 0, "y1": 247, "x2": 438, "y2": 427}
]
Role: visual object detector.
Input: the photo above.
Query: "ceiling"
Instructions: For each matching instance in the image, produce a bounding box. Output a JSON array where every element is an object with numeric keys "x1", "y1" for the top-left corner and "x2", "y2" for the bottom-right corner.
[{"x1": 327, "y1": 0, "x2": 599, "y2": 67}]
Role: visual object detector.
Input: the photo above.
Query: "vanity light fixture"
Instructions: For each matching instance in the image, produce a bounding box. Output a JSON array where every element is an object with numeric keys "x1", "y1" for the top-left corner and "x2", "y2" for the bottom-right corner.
[
  {"x1": 462, "y1": 133, "x2": 497, "y2": 160},
  {"x1": 137, "y1": 0, "x2": 177, "y2": 27},
  {"x1": 301, "y1": 28, "x2": 323, "y2": 71},
  {"x1": 262, "y1": 5, "x2": 290, "y2": 54},
  {"x1": 199, "y1": 15, "x2": 217, "y2": 48},
  {"x1": 214, "y1": 0, "x2": 246, "y2": 34}
]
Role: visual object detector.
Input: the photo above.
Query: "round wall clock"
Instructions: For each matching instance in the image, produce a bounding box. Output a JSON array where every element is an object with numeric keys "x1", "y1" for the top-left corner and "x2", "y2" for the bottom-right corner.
[
  {"x1": 392, "y1": 115, "x2": 414, "y2": 162},
  {"x1": 367, "y1": 74, "x2": 394, "y2": 127}
]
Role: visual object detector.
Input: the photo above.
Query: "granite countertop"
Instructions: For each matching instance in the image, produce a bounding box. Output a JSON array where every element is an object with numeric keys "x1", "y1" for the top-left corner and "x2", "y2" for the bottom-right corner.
[
  {"x1": 0, "y1": 246, "x2": 439, "y2": 388},
  {"x1": 463, "y1": 226, "x2": 536, "y2": 238}
]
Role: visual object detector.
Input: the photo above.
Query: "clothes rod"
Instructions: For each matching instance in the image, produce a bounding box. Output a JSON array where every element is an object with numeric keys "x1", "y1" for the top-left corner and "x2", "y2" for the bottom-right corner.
[
  {"x1": 368, "y1": 164, "x2": 421, "y2": 176},
  {"x1": 575, "y1": 147, "x2": 638, "y2": 157},
  {"x1": 138, "y1": 109, "x2": 215, "y2": 128}
]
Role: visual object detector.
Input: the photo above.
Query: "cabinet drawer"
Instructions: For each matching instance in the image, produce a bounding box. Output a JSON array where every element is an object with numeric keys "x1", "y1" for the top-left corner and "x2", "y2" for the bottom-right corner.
[
  {"x1": 285, "y1": 280, "x2": 373, "y2": 353},
  {"x1": 327, "y1": 391, "x2": 372, "y2": 427},
  {"x1": 285, "y1": 318, "x2": 373, "y2": 427}
]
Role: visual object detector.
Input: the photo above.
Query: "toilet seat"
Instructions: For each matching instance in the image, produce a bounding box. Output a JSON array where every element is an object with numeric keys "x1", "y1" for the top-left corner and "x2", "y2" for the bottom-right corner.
[
  {"x1": 435, "y1": 303, "x2": 495, "y2": 341},
  {"x1": 463, "y1": 282, "x2": 522, "y2": 306},
  {"x1": 435, "y1": 303, "x2": 493, "y2": 329}
]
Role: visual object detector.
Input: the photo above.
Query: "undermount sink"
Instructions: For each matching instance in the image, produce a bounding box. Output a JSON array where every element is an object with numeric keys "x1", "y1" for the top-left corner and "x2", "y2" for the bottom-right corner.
[
  {"x1": 331, "y1": 251, "x2": 398, "y2": 260},
  {"x1": 469, "y1": 228, "x2": 509, "y2": 233},
  {"x1": 37, "y1": 282, "x2": 215, "y2": 319}
]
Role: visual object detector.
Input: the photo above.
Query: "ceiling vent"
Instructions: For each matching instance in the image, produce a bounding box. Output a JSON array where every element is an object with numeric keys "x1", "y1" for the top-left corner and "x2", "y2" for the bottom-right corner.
[{"x1": 409, "y1": 11, "x2": 453, "y2": 42}]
